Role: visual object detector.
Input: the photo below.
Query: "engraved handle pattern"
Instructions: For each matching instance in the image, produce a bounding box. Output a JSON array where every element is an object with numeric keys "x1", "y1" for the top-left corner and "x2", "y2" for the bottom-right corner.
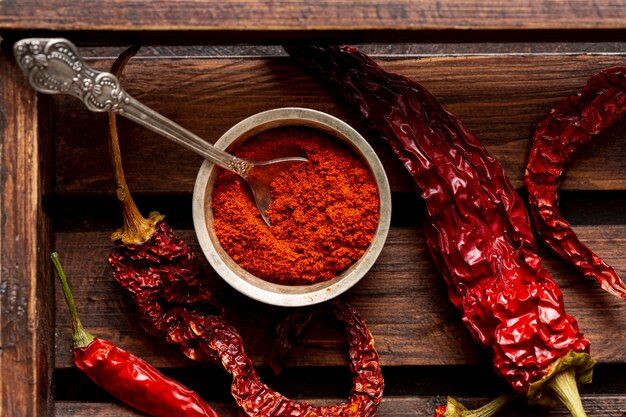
[
  {"x1": 14, "y1": 38, "x2": 130, "y2": 114},
  {"x1": 13, "y1": 38, "x2": 251, "y2": 176}
]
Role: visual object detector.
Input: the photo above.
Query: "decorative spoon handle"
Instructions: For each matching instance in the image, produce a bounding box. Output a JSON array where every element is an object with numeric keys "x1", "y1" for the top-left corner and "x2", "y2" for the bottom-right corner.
[{"x1": 13, "y1": 38, "x2": 250, "y2": 176}]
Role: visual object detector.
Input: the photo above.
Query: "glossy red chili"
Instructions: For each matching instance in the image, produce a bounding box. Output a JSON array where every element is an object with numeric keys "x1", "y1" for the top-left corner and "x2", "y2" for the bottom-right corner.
[
  {"x1": 526, "y1": 66, "x2": 626, "y2": 300},
  {"x1": 285, "y1": 44, "x2": 595, "y2": 416},
  {"x1": 51, "y1": 252, "x2": 220, "y2": 417}
]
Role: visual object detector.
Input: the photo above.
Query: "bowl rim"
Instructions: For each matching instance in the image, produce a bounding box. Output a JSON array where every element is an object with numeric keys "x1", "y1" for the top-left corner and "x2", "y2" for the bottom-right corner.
[{"x1": 192, "y1": 107, "x2": 391, "y2": 307}]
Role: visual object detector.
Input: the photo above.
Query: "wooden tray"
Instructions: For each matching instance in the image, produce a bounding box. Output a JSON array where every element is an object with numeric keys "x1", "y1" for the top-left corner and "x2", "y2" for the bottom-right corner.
[{"x1": 2, "y1": 3, "x2": 626, "y2": 416}]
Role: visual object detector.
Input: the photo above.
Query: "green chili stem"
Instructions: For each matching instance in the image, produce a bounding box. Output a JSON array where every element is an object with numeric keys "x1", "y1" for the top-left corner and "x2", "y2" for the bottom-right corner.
[
  {"x1": 444, "y1": 393, "x2": 516, "y2": 417},
  {"x1": 548, "y1": 369, "x2": 588, "y2": 417},
  {"x1": 465, "y1": 393, "x2": 516, "y2": 417},
  {"x1": 50, "y1": 252, "x2": 95, "y2": 349}
]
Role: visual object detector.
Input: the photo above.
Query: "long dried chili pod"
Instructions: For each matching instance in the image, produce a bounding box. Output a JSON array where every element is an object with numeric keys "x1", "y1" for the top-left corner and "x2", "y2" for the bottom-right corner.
[
  {"x1": 106, "y1": 45, "x2": 222, "y2": 339},
  {"x1": 525, "y1": 67, "x2": 626, "y2": 300},
  {"x1": 51, "y1": 253, "x2": 220, "y2": 417},
  {"x1": 285, "y1": 44, "x2": 595, "y2": 416},
  {"x1": 172, "y1": 300, "x2": 383, "y2": 417},
  {"x1": 106, "y1": 45, "x2": 384, "y2": 416},
  {"x1": 111, "y1": 260, "x2": 385, "y2": 416}
]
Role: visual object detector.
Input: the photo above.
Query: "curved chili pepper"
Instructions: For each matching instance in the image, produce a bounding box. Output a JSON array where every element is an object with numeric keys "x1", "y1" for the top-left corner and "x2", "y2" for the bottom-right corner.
[
  {"x1": 525, "y1": 67, "x2": 626, "y2": 300},
  {"x1": 285, "y1": 44, "x2": 595, "y2": 417},
  {"x1": 199, "y1": 300, "x2": 383, "y2": 417},
  {"x1": 110, "y1": 235, "x2": 384, "y2": 416},
  {"x1": 51, "y1": 253, "x2": 220, "y2": 417},
  {"x1": 106, "y1": 44, "x2": 223, "y2": 327},
  {"x1": 106, "y1": 45, "x2": 385, "y2": 416}
]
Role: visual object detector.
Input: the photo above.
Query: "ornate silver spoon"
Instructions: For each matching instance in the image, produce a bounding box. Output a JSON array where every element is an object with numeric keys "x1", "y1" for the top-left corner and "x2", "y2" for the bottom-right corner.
[{"x1": 13, "y1": 38, "x2": 306, "y2": 226}]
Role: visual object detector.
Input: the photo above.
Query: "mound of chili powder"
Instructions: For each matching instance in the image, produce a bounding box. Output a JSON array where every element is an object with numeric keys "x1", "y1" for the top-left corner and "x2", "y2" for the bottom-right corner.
[{"x1": 212, "y1": 126, "x2": 379, "y2": 285}]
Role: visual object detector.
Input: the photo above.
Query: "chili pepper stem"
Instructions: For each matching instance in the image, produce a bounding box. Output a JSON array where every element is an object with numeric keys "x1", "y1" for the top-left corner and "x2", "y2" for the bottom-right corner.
[
  {"x1": 548, "y1": 369, "x2": 588, "y2": 417},
  {"x1": 107, "y1": 45, "x2": 164, "y2": 246},
  {"x1": 443, "y1": 393, "x2": 516, "y2": 417},
  {"x1": 50, "y1": 252, "x2": 95, "y2": 349}
]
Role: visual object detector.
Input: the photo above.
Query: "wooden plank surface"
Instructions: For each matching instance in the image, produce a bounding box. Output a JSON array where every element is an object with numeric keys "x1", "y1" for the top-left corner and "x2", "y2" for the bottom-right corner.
[
  {"x1": 24, "y1": 39, "x2": 626, "y2": 417},
  {"x1": 2, "y1": 1, "x2": 626, "y2": 34},
  {"x1": 46, "y1": 43, "x2": 626, "y2": 416},
  {"x1": 54, "y1": 395, "x2": 626, "y2": 417},
  {"x1": 54, "y1": 52, "x2": 626, "y2": 195},
  {"x1": 0, "y1": 44, "x2": 54, "y2": 416},
  {"x1": 54, "y1": 226, "x2": 626, "y2": 369}
]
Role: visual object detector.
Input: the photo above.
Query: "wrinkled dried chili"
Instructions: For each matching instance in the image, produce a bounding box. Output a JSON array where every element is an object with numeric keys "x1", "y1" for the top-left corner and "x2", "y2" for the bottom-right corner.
[
  {"x1": 110, "y1": 235, "x2": 385, "y2": 415},
  {"x1": 106, "y1": 45, "x2": 384, "y2": 417},
  {"x1": 161, "y1": 300, "x2": 383, "y2": 417},
  {"x1": 213, "y1": 127, "x2": 379, "y2": 285},
  {"x1": 525, "y1": 67, "x2": 626, "y2": 300},
  {"x1": 106, "y1": 44, "x2": 222, "y2": 333},
  {"x1": 51, "y1": 253, "x2": 220, "y2": 417},
  {"x1": 285, "y1": 44, "x2": 595, "y2": 416}
]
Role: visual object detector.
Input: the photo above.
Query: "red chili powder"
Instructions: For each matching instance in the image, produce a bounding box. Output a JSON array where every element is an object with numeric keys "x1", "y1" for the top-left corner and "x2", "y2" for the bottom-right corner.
[{"x1": 211, "y1": 126, "x2": 380, "y2": 285}]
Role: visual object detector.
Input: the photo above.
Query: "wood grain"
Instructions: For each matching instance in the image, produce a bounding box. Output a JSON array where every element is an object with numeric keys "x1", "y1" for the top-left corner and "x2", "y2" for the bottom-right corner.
[
  {"x1": 54, "y1": 395, "x2": 626, "y2": 417},
  {"x1": 54, "y1": 53, "x2": 626, "y2": 195},
  {"x1": 2, "y1": 1, "x2": 626, "y2": 34},
  {"x1": 54, "y1": 226, "x2": 626, "y2": 369},
  {"x1": 0, "y1": 45, "x2": 54, "y2": 416}
]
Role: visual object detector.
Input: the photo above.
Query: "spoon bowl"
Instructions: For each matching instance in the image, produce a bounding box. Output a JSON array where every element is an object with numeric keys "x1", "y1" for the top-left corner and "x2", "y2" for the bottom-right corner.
[{"x1": 246, "y1": 157, "x2": 307, "y2": 226}]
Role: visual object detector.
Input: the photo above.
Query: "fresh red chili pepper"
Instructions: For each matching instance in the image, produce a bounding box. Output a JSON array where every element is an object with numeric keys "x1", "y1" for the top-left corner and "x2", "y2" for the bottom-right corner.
[
  {"x1": 525, "y1": 67, "x2": 626, "y2": 300},
  {"x1": 51, "y1": 252, "x2": 220, "y2": 417},
  {"x1": 106, "y1": 45, "x2": 385, "y2": 416},
  {"x1": 285, "y1": 44, "x2": 595, "y2": 416}
]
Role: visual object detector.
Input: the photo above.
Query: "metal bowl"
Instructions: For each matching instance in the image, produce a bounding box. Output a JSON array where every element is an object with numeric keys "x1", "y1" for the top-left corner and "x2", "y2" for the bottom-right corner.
[{"x1": 192, "y1": 108, "x2": 391, "y2": 307}]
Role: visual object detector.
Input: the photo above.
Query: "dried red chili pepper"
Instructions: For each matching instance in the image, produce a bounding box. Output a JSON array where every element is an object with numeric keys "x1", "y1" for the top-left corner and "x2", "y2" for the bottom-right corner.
[
  {"x1": 106, "y1": 46, "x2": 384, "y2": 416},
  {"x1": 525, "y1": 67, "x2": 626, "y2": 300},
  {"x1": 174, "y1": 300, "x2": 383, "y2": 417},
  {"x1": 285, "y1": 44, "x2": 595, "y2": 416},
  {"x1": 110, "y1": 237, "x2": 385, "y2": 416},
  {"x1": 106, "y1": 45, "x2": 223, "y2": 331},
  {"x1": 51, "y1": 252, "x2": 220, "y2": 417}
]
